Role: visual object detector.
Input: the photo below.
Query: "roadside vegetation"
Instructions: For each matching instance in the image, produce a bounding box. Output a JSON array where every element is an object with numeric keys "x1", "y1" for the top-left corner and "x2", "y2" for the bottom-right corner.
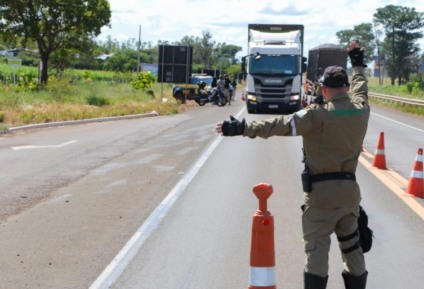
[
  {"x1": 0, "y1": 63, "x2": 182, "y2": 132},
  {"x1": 367, "y1": 77, "x2": 424, "y2": 116},
  {"x1": 368, "y1": 77, "x2": 424, "y2": 98}
]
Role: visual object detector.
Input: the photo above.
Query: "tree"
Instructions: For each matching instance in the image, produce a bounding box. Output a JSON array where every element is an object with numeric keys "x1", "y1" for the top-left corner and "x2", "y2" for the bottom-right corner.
[
  {"x1": 373, "y1": 5, "x2": 424, "y2": 85},
  {"x1": 218, "y1": 44, "x2": 243, "y2": 65},
  {"x1": 0, "y1": 0, "x2": 111, "y2": 83},
  {"x1": 197, "y1": 30, "x2": 215, "y2": 69},
  {"x1": 51, "y1": 37, "x2": 98, "y2": 74},
  {"x1": 336, "y1": 23, "x2": 376, "y2": 65}
]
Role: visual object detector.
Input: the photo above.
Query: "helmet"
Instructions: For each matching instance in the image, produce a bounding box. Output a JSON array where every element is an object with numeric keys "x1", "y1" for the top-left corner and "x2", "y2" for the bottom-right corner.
[{"x1": 198, "y1": 81, "x2": 206, "y2": 89}]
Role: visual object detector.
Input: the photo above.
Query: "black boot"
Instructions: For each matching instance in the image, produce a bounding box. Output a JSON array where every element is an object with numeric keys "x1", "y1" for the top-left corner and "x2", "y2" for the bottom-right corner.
[
  {"x1": 304, "y1": 272, "x2": 328, "y2": 289},
  {"x1": 342, "y1": 271, "x2": 368, "y2": 289}
]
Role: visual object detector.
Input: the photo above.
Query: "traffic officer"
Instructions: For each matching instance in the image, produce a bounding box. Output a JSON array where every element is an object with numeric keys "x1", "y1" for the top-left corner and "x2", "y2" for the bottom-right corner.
[{"x1": 216, "y1": 41, "x2": 369, "y2": 289}]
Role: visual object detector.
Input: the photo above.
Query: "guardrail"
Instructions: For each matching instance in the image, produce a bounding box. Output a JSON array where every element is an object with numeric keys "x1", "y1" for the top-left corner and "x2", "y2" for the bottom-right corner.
[{"x1": 369, "y1": 92, "x2": 424, "y2": 108}]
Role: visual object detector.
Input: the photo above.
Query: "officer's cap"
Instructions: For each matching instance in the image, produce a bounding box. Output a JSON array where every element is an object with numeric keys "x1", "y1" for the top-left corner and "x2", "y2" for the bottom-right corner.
[{"x1": 319, "y1": 66, "x2": 350, "y2": 88}]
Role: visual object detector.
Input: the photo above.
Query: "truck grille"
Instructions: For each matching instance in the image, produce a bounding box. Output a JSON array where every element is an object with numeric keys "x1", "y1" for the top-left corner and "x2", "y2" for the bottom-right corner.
[{"x1": 253, "y1": 77, "x2": 294, "y2": 102}]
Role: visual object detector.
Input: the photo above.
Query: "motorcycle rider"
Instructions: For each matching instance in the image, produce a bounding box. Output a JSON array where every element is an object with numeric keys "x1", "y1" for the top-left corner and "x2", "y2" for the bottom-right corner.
[{"x1": 198, "y1": 81, "x2": 220, "y2": 105}]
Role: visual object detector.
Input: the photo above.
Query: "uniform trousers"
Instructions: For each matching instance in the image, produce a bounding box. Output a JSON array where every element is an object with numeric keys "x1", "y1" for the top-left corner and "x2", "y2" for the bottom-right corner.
[{"x1": 302, "y1": 206, "x2": 366, "y2": 277}]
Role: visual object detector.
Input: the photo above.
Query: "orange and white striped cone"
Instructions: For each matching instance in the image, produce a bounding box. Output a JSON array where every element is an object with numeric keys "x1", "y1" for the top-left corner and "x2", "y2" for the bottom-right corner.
[
  {"x1": 406, "y1": 148, "x2": 424, "y2": 198},
  {"x1": 372, "y1": 132, "x2": 387, "y2": 169},
  {"x1": 248, "y1": 183, "x2": 276, "y2": 289}
]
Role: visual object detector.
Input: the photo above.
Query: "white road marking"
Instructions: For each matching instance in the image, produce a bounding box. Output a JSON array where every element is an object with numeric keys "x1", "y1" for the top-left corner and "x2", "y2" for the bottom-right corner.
[
  {"x1": 89, "y1": 108, "x2": 246, "y2": 289},
  {"x1": 11, "y1": 140, "x2": 77, "y2": 150},
  {"x1": 371, "y1": 112, "x2": 424, "y2": 133}
]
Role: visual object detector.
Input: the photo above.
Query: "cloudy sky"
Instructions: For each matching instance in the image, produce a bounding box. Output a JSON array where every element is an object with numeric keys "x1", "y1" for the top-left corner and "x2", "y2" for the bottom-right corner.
[{"x1": 98, "y1": 0, "x2": 424, "y2": 57}]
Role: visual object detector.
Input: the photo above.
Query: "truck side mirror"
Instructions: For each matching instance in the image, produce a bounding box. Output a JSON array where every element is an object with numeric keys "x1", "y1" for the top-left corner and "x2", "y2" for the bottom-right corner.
[{"x1": 302, "y1": 57, "x2": 308, "y2": 73}]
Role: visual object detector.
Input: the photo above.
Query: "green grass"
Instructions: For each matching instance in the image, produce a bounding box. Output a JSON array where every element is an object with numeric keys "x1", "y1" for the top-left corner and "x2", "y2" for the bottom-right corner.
[
  {"x1": 0, "y1": 74, "x2": 181, "y2": 127},
  {"x1": 368, "y1": 77, "x2": 424, "y2": 98},
  {"x1": 367, "y1": 77, "x2": 424, "y2": 117}
]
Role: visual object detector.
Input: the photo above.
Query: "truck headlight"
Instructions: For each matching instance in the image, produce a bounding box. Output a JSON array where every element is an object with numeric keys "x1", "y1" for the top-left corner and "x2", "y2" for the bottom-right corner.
[
  {"x1": 247, "y1": 94, "x2": 257, "y2": 102},
  {"x1": 290, "y1": 94, "x2": 300, "y2": 101}
]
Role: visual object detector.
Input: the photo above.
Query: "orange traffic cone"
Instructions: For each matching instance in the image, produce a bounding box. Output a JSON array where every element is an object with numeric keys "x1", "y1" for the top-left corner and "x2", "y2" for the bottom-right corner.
[
  {"x1": 241, "y1": 91, "x2": 246, "y2": 102},
  {"x1": 406, "y1": 148, "x2": 424, "y2": 198},
  {"x1": 248, "y1": 183, "x2": 276, "y2": 289},
  {"x1": 372, "y1": 132, "x2": 387, "y2": 169}
]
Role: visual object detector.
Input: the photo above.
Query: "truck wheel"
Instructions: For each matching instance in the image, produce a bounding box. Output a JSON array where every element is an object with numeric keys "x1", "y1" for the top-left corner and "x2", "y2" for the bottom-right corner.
[
  {"x1": 174, "y1": 92, "x2": 186, "y2": 104},
  {"x1": 247, "y1": 108, "x2": 255, "y2": 114}
]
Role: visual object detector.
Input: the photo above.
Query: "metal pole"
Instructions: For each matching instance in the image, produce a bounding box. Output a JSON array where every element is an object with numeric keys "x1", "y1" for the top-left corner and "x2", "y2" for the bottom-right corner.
[
  {"x1": 161, "y1": 45, "x2": 165, "y2": 99},
  {"x1": 137, "y1": 25, "x2": 141, "y2": 73}
]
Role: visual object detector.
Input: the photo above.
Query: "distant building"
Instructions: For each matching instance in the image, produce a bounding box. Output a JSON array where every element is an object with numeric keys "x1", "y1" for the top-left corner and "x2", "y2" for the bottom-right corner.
[
  {"x1": 0, "y1": 49, "x2": 21, "y2": 57},
  {"x1": 95, "y1": 54, "x2": 114, "y2": 60},
  {"x1": 141, "y1": 64, "x2": 158, "y2": 76},
  {"x1": 373, "y1": 55, "x2": 388, "y2": 77}
]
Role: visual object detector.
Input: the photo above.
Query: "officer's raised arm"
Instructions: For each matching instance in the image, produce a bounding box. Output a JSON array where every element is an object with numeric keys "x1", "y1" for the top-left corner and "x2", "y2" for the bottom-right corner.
[{"x1": 348, "y1": 41, "x2": 369, "y2": 105}]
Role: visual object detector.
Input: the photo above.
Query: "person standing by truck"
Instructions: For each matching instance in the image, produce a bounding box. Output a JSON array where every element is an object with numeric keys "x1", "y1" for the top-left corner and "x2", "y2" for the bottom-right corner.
[
  {"x1": 215, "y1": 41, "x2": 370, "y2": 289},
  {"x1": 223, "y1": 74, "x2": 232, "y2": 105}
]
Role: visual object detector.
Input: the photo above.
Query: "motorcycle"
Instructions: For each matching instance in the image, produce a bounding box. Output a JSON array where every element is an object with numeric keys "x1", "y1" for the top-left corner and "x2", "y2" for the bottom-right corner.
[{"x1": 195, "y1": 81, "x2": 228, "y2": 107}]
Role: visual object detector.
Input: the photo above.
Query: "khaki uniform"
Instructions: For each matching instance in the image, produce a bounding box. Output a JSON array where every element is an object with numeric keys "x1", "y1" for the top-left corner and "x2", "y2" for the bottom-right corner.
[{"x1": 243, "y1": 66, "x2": 369, "y2": 277}]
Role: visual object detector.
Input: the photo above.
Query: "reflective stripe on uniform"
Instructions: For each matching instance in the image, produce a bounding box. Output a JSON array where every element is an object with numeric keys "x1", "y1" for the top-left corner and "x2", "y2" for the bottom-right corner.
[
  {"x1": 290, "y1": 116, "x2": 297, "y2": 136},
  {"x1": 249, "y1": 266, "x2": 276, "y2": 286}
]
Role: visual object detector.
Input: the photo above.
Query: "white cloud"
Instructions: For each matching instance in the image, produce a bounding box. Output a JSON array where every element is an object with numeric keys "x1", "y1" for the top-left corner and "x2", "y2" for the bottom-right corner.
[{"x1": 99, "y1": 0, "x2": 424, "y2": 56}]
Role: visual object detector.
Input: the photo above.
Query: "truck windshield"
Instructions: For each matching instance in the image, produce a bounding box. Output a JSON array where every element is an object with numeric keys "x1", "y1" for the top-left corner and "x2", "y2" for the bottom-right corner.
[{"x1": 249, "y1": 55, "x2": 299, "y2": 76}]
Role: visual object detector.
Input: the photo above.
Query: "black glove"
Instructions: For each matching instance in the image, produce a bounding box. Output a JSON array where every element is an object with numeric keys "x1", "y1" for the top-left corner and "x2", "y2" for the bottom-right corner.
[
  {"x1": 348, "y1": 47, "x2": 367, "y2": 68},
  {"x1": 221, "y1": 115, "x2": 245, "y2": 136}
]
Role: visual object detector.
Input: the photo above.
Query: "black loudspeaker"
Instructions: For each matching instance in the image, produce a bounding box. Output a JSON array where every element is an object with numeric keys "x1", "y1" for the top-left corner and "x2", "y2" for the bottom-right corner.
[{"x1": 158, "y1": 45, "x2": 193, "y2": 83}]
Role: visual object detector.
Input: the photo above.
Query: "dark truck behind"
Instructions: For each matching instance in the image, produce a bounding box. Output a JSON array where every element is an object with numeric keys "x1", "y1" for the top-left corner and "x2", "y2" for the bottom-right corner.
[{"x1": 302, "y1": 44, "x2": 347, "y2": 106}]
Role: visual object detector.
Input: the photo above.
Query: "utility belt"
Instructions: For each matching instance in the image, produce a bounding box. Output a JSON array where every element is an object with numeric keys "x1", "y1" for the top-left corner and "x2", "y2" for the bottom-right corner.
[{"x1": 301, "y1": 171, "x2": 356, "y2": 193}]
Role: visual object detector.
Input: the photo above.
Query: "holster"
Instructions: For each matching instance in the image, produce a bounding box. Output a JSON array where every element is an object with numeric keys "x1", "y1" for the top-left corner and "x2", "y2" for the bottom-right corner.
[{"x1": 301, "y1": 170, "x2": 312, "y2": 193}]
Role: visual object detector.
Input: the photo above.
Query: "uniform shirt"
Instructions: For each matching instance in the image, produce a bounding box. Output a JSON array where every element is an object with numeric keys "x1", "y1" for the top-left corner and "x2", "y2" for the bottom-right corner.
[{"x1": 243, "y1": 67, "x2": 370, "y2": 207}]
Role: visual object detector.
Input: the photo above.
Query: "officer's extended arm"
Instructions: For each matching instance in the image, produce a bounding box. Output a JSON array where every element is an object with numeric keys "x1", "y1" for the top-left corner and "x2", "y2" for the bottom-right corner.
[{"x1": 217, "y1": 115, "x2": 293, "y2": 138}]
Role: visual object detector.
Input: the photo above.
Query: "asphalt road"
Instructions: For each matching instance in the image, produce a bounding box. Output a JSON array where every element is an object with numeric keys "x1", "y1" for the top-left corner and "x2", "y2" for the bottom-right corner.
[{"x1": 0, "y1": 93, "x2": 423, "y2": 289}]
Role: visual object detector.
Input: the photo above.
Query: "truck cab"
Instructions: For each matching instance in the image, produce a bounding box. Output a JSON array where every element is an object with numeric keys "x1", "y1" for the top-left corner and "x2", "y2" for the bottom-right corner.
[
  {"x1": 172, "y1": 74, "x2": 214, "y2": 103},
  {"x1": 242, "y1": 24, "x2": 306, "y2": 114}
]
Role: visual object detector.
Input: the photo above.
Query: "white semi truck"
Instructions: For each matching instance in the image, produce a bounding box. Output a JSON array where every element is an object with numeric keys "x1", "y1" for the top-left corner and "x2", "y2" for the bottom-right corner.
[{"x1": 242, "y1": 24, "x2": 306, "y2": 114}]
